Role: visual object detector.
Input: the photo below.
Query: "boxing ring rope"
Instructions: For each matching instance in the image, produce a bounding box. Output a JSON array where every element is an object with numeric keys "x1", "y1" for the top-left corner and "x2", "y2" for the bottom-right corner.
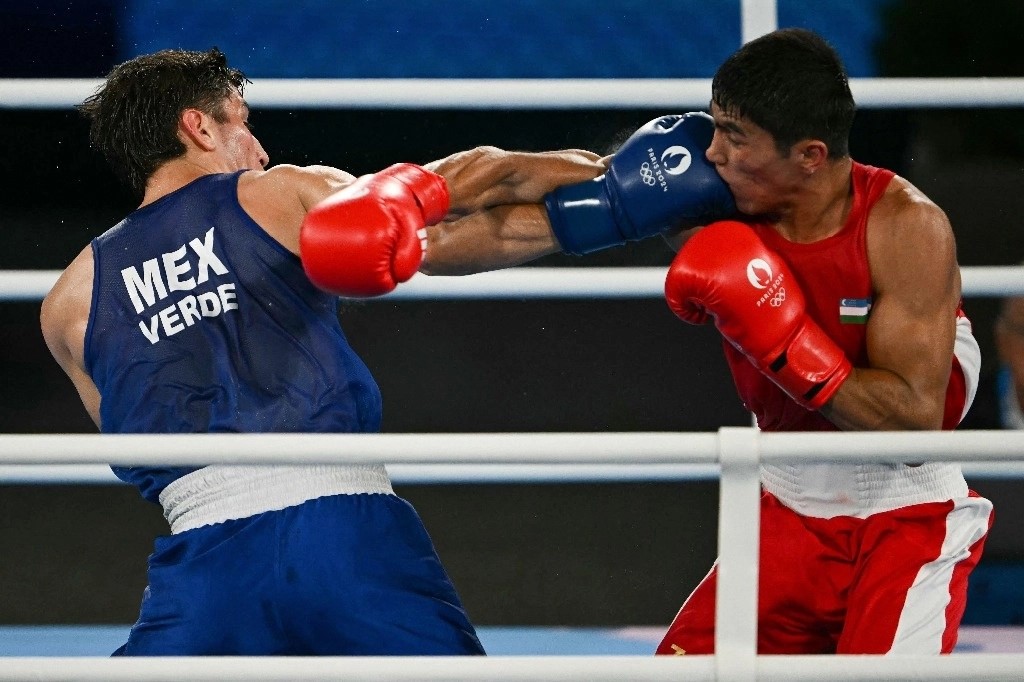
[
  {"x1": 5, "y1": 653, "x2": 1022, "y2": 682},
  {"x1": 0, "y1": 429, "x2": 1022, "y2": 681},
  {"x1": 4, "y1": 264, "x2": 1024, "y2": 301},
  {"x1": 3, "y1": 429, "x2": 1016, "y2": 467},
  {"x1": 4, "y1": 77, "x2": 1024, "y2": 109}
]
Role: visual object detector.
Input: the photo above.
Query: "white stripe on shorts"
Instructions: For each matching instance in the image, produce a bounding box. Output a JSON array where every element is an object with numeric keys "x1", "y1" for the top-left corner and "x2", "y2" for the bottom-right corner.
[{"x1": 888, "y1": 495, "x2": 992, "y2": 654}]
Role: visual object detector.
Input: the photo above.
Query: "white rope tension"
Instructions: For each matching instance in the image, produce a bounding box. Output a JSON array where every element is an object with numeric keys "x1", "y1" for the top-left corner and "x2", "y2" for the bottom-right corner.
[
  {"x1": 4, "y1": 265, "x2": 1024, "y2": 302},
  {"x1": 3, "y1": 77, "x2": 1024, "y2": 109}
]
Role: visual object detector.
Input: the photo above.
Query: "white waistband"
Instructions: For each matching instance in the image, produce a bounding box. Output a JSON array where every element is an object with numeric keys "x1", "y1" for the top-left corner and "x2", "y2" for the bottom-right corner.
[
  {"x1": 158, "y1": 464, "x2": 394, "y2": 534},
  {"x1": 760, "y1": 462, "x2": 968, "y2": 519}
]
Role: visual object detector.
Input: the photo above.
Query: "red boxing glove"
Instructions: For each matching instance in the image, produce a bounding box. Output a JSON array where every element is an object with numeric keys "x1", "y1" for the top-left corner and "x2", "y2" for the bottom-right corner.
[
  {"x1": 665, "y1": 221, "x2": 852, "y2": 410},
  {"x1": 300, "y1": 163, "x2": 449, "y2": 297}
]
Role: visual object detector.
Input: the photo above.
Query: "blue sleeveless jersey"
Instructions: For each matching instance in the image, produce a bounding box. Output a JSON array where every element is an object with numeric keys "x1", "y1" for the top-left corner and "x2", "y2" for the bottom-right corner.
[{"x1": 85, "y1": 172, "x2": 382, "y2": 502}]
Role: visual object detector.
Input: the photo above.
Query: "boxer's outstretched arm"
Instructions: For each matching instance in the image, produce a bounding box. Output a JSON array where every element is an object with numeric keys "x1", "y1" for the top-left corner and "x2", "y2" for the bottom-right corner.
[
  {"x1": 423, "y1": 115, "x2": 736, "y2": 273},
  {"x1": 424, "y1": 146, "x2": 607, "y2": 217},
  {"x1": 421, "y1": 146, "x2": 607, "y2": 274}
]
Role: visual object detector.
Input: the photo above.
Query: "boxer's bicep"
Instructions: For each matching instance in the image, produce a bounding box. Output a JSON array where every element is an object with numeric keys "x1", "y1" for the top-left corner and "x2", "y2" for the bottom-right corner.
[{"x1": 824, "y1": 196, "x2": 959, "y2": 430}]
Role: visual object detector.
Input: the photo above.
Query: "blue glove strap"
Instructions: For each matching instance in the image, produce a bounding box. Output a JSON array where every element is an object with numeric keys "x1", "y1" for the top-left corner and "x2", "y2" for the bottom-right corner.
[{"x1": 544, "y1": 178, "x2": 624, "y2": 256}]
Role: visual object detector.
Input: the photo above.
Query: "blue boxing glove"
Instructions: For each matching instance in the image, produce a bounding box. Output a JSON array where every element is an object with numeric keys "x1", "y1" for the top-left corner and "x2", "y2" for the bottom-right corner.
[{"x1": 544, "y1": 113, "x2": 736, "y2": 256}]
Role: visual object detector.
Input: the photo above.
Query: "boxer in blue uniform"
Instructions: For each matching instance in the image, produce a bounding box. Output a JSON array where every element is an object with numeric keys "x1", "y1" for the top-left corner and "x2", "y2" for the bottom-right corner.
[
  {"x1": 40, "y1": 48, "x2": 735, "y2": 656},
  {"x1": 86, "y1": 169, "x2": 473, "y2": 655}
]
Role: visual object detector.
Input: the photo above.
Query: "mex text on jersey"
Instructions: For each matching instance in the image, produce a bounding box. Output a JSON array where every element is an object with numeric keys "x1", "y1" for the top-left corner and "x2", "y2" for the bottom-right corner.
[{"x1": 119, "y1": 226, "x2": 237, "y2": 344}]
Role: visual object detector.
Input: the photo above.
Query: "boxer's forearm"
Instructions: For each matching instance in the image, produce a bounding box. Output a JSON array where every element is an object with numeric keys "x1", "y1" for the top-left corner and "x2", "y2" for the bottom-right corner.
[{"x1": 421, "y1": 204, "x2": 558, "y2": 275}]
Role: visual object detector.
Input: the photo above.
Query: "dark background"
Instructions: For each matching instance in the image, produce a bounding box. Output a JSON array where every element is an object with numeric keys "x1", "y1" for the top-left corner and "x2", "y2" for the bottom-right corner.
[{"x1": 2, "y1": 0, "x2": 1024, "y2": 629}]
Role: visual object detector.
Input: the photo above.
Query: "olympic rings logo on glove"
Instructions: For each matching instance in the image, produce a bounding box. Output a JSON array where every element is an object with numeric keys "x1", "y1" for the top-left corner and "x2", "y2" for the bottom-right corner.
[
  {"x1": 770, "y1": 287, "x2": 786, "y2": 307},
  {"x1": 639, "y1": 162, "x2": 657, "y2": 186}
]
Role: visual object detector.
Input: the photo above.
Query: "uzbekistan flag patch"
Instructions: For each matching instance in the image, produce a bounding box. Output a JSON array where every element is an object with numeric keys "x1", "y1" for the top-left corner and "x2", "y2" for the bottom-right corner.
[{"x1": 839, "y1": 298, "x2": 872, "y2": 324}]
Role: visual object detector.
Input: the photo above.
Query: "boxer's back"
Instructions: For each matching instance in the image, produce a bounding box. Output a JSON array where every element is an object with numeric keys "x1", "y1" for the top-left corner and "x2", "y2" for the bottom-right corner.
[{"x1": 86, "y1": 171, "x2": 382, "y2": 501}]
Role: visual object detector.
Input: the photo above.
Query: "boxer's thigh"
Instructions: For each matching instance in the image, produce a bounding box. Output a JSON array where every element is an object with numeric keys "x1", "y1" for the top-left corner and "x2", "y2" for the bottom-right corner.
[{"x1": 279, "y1": 493, "x2": 484, "y2": 655}]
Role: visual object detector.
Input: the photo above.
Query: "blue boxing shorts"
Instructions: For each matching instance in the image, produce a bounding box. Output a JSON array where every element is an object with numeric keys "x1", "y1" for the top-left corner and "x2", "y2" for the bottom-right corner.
[{"x1": 113, "y1": 465, "x2": 484, "y2": 656}]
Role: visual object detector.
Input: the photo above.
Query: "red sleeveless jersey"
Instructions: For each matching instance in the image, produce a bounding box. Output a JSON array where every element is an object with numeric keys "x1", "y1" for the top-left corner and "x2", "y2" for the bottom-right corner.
[{"x1": 725, "y1": 162, "x2": 891, "y2": 432}]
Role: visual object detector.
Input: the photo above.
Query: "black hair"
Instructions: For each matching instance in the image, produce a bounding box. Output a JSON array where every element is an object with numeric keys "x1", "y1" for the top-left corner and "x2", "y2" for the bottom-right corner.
[
  {"x1": 712, "y1": 28, "x2": 855, "y2": 158},
  {"x1": 78, "y1": 48, "x2": 248, "y2": 197}
]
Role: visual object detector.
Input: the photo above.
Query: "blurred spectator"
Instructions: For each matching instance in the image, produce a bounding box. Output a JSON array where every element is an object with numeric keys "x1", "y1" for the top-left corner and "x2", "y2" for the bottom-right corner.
[{"x1": 994, "y1": 293, "x2": 1024, "y2": 429}]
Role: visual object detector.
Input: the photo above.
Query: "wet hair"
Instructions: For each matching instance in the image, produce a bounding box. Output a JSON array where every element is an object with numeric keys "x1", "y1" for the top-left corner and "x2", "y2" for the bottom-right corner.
[
  {"x1": 711, "y1": 28, "x2": 855, "y2": 159},
  {"x1": 78, "y1": 48, "x2": 248, "y2": 197}
]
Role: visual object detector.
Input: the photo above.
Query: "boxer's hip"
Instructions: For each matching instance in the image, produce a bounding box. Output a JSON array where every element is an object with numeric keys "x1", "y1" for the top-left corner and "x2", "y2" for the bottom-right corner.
[
  {"x1": 760, "y1": 461, "x2": 968, "y2": 519},
  {"x1": 158, "y1": 463, "x2": 394, "y2": 534}
]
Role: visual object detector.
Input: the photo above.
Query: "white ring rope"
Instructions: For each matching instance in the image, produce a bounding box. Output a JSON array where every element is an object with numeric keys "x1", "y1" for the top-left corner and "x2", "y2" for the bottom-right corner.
[
  {"x1": 1, "y1": 653, "x2": 1021, "y2": 682},
  {"x1": 3, "y1": 265, "x2": 1024, "y2": 302},
  {"x1": 4, "y1": 461, "x2": 1020, "y2": 486},
  {"x1": 1, "y1": 429, "x2": 1023, "y2": 466},
  {"x1": 0, "y1": 463, "x2": 723, "y2": 486},
  {"x1": 0, "y1": 432, "x2": 717, "y2": 466},
  {"x1": 4, "y1": 77, "x2": 1024, "y2": 109},
  {"x1": 0, "y1": 430, "x2": 1021, "y2": 487}
]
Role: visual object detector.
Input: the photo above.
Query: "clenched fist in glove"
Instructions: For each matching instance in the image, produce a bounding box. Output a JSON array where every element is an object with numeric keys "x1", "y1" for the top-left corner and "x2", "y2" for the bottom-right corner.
[
  {"x1": 300, "y1": 163, "x2": 449, "y2": 297},
  {"x1": 544, "y1": 112, "x2": 736, "y2": 256},
  {"x1": 665, "y1": 221, "x2": 852, "y2": 410}
]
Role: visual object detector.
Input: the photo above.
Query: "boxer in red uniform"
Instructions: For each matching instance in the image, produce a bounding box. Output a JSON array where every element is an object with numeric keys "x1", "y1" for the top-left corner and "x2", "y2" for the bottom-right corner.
[
  {"x1": 658, "y1": 29, "x2": 992, "y2": 655},
  {"x1": 295, "y1": 28, "x2": 992, "y2": 656}
]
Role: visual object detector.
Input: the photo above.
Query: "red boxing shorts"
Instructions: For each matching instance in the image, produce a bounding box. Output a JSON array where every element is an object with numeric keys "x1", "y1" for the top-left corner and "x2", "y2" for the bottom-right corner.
[{"x1": 657, "y1": 489, "x2": 992, "y2": 655}]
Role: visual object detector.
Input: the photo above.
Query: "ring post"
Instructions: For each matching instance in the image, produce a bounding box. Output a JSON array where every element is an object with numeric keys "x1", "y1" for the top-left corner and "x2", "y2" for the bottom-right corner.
[{"x1": 715, "y1": 426, "x2": 761, "y2": 680}]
